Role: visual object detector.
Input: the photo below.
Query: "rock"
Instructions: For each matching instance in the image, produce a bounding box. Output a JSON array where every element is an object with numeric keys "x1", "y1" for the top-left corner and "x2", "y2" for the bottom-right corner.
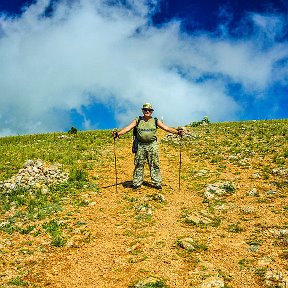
[
  {"x1": 214, "y1": 203, "x2": 233, "y2": 211},
  {"x1": 151, "y1": 193, "x2": 166, "y2": 203},
  {"x1": 248, "y1": 245, "x2": 260, "y2": 252},
  {"x1": 237, "y1": 158, "x2": 251, "y2": 167},
  {"x1": 265, "y1": 270, "x2": 288, "y2": 288},
  {"x1": 184, "y1": 211, "x2": 214, "y2": 225},
  {"x1": 268, "y1": 229, "x2": 288, "y2": 237},
  {"x1": 247, "y1": 188, "x2": 258, "y2": 196},
  {"x1": 0, "y1": 221, "x2": 10, "y2": 228},
  {"x1": 161, "y1": 129, "x2": 198, "y2": 144},
  {"x1": 0, "y1": 159, "x2": 68, "y2": 194},
  {"x1": 66, "y1": 236, "x2": 82, "y2": 248},
  {"x1": 196, "y1": 170, "x2": 208, "y2": 177},
  {"x1": 135, "y1": 204, "x2": 153, "y2": 218},
  {"x1": 278, "y1": 230, "x2": 288, "y2": 236},
  {"x1": 177, "y1": 238, "x2": 197, "y2": 251},
  {"x1": 257, "y1": 257, "x2": 273, "y2": 266},
  {"x1": 228, "y1": 155, "x2": 238, "y2": 160},
  {"x1": 200, "y1": 277, "x2": 225, "y2": 288},
  {"x1": 133, "y1": 277, "x2": 165, "y2": 288},
  {"x1": 24, "y1": 160, "x2": 34, "y2": 167},
  {"x1": 265, "y1": 190, "x2": 277, "y2": 195},
  {"x1": 241, "y1": 206, "x2": 254, "y2": 214},
  {"x1": 204, "y1": 182, "x2": 235, "y2": 200},
  {"x1": 272, "y1": 168, "x2": 288, "y2": 176},
  {"x1": 146, "y1": 208, "x2": 153, "y2": 216},
  {"x1": 82, "y1": 199, "x2": 90, "y2": 205},
  {"x1": 127, "y1": 243, "x2": 142, "y2": 253},
  {"x1": 88, "y1": 202, "x2": 96, "y2": 206},
  {"x1": 57, "y1": 135, "x2": 69, "y2": 139}
]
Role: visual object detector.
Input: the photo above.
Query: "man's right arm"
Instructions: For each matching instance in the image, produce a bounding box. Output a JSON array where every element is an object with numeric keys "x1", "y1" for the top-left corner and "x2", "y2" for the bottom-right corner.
[{"x1": 113, "y1": 119, "x2": 137, "y2": 138}]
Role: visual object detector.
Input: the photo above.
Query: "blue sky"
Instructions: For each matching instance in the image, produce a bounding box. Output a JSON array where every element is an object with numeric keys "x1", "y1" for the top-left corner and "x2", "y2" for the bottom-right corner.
[{"x1": 0, "y1": 0, "x2": 287, "y2": 136}]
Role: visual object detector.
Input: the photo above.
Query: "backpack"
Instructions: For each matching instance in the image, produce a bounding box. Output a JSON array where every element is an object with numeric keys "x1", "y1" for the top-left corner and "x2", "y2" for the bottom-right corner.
[{"x1": 132, "y1": 116, "x2": 158, "y2": 153}]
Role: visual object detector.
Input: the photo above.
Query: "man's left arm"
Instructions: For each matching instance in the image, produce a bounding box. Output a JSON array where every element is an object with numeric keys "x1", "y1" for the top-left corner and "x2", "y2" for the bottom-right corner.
[{"x1": 157, "y1": 120, "x2": 183, "y2": 135}]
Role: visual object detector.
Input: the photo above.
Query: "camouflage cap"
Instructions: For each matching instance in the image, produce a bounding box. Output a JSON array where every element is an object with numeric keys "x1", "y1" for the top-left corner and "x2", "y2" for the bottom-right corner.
[{"x1": 142, "y1": 103, "x2": 154, "y2": 111}]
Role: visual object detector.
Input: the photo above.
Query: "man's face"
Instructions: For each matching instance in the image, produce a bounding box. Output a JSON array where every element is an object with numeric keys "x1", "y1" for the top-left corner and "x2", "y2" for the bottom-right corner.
[{"x1": 142, "y1": 108, "x2": 153, "y2": 116}]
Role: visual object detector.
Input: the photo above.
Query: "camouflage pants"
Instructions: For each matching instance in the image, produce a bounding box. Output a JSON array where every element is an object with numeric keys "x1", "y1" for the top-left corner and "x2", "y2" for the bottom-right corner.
[{"x1": 133, "y1": 141, "x2": 162, "y2": 187}]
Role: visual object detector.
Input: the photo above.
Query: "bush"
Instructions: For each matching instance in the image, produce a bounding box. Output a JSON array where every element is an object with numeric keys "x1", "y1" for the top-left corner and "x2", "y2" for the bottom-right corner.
[
  {"x1": 68, "y1": 126, "x2": 78, "y2": 134},
  {"x1": 190, "y1": 116, "x2": 210, "y2": 127},
  {"x1": 69, "y1": 167, "x2": 88, "y2": 182}
]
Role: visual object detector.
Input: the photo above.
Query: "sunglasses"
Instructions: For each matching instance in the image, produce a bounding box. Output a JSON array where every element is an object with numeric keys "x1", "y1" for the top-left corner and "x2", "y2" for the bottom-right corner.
[{"x1": 142, "y1": 108, "x2": 153, "y2": 112}]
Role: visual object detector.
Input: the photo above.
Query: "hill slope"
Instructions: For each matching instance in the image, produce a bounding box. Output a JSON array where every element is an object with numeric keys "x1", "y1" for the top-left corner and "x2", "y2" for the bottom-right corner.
[{"x1": 0, "y1": 120, "x2": 287, "y2": 287}]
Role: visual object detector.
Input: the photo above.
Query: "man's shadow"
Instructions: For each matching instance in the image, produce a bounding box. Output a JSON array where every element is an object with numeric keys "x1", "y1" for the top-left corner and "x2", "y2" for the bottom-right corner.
[
  {"x1": 101, "y1": 180, "x2": 156, "y2": 189},
  {"x1": 122, "y1": 180, "x2": 155, "y2": 188}
]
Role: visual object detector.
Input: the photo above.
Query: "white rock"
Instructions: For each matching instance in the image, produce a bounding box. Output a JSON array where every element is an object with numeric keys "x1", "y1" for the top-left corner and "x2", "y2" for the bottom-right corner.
[{"x1": 200, "y1": 277, "x2": 225, "y2": 288}]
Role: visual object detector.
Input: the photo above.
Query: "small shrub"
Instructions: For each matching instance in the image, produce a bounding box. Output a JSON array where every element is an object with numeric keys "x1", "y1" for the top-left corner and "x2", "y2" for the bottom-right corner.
[
  {"x1": 130, "y1": 277, "x2": 168, "y2": 288},
  {"x1": 281, "y1": 249, "x2": 288, "y2": 259},
  {"x1": 238, "y1": 258, "x2": 253, "y2": 270},
  {"x1": 190, "y1": 116, "x2": 210, "y2": 127},
  {"x1": 51, "y1": 235, "x2": 66, "y2": 247},
  {"x1": 20, "y1": 225, "x2": 36, "y2": 235},
  {"x1": 68, "y1": 126, "x2": 78, "y2": 134},
  {"x1": 8, "y1": 276, "x2": 28, "y2": 286},
  {"x1": 69, "y1": 167, "x2": 88, "y2": 182},
  {"x1": 221, "y1": 182, "x2": 236, "y2": 194},
  {"x1": 255, "y1": 267, "x2": 267, "y2": 278},
  {"x1": 228, "y1": 223, "x2": 244, "y2": 233}
]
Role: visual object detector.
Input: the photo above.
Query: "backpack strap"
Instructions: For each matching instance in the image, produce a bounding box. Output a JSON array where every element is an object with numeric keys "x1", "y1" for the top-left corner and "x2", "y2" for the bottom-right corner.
[
  {"x1": 154, "y1": 117, "x2": 158, "y2": 128},
  {"x1": 137, "y1": 116, "x2": 143, "y2": 126},
  {"x1": 133, "y1": 116, "x2": 142, "y2": 136}
]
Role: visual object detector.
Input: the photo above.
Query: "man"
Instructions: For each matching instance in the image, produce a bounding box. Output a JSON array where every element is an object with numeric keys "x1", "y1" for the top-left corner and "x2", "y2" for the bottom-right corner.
[{"x1": 113, "y1": 103, "x2": 183, "y2": 190}]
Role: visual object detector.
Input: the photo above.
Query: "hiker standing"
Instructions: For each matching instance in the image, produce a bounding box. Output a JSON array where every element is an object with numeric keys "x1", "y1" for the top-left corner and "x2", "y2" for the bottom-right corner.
[{"x1": 112, "y1": 103, "x2": 183, "y2": 190}]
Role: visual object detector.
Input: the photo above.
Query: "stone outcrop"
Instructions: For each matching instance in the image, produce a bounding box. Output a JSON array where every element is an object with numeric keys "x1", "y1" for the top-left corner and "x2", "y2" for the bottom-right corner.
[
  {"x1": 161, "y1": 128, "x2": 198, "y2": 144},
  {"x1": 177, "y1": 237, "x2": 198, "y2": 251},
  {"x1": 204, "y1": 182, "x2": 235, "y2": 200},
  {"x1": 0, "y1": 159, "x2": 68, "y2": 193}
]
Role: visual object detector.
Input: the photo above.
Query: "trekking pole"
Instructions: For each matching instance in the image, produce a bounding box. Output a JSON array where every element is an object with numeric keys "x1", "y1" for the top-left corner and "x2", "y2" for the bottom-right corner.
[
  {"x1": 178, "y1": 135, "x2": 182, "y2": 192},
  {"x1": 178, "y1": 129, "x2": 183, "y2": 193},
  {"x1": 112, "y1": 129, "x2": 118, "y2": 193}
]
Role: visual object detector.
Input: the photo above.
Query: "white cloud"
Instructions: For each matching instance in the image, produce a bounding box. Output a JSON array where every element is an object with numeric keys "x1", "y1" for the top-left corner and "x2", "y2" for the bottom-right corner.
[
  {"x1": 250, "y1": 13, "x2": 286, "y2": 40},
  {"x1": 0, "y1": 0, "x2": 287, "y2": 136}
]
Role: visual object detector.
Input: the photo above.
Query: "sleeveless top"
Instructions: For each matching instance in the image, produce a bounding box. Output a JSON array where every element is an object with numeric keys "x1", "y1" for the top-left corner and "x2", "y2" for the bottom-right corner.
[{"x1": 135, "y1": 117, "x2": 158, "y2": 143}]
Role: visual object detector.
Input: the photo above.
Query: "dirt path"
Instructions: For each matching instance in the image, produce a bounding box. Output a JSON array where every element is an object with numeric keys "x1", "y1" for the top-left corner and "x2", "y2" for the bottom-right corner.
[
  {"x1": 39, "y1": 131, "x2": 281, "y2": 288},
  {"x1": 40, "y1": 133, "x2": 202, "y2": 287}
]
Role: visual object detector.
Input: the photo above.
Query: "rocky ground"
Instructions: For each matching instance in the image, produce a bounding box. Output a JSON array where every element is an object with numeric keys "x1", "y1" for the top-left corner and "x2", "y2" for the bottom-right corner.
[{"x1": 0, "y1": 122, "x2": 287, "y2": 287}]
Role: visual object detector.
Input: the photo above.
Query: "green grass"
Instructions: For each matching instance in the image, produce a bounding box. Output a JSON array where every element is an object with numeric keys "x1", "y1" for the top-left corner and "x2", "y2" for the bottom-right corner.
[
  {"x1": 8, "y1": 276, "x2": 28, "y2": 286},
  {"x1": 228, "y1": 223, "x2": 245, "y2": 233},
  {"x1": 130, "y1": 278, "x2": 168, "y2": 288},
  {"x1": 0, "y1": 130, "x2": 111, "y2": 181},
  {"x1": 0, "y1": 131, "x2": 107, "y2": 237},
  {"x1": 179, "y1": 120, "x2": 287, "y2": 168}
]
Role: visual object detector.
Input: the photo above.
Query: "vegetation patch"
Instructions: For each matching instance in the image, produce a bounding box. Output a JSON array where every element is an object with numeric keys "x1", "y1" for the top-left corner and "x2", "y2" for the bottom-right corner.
[
  {"x1": 181, "y1": 208, "x2": 221, "y2": 228},
  {"x1": 130, "y1": 276, "x2": 168, "y2": 288},
  {"x1": 176, "y1": 237, "x2": 208, "y2": 252}
]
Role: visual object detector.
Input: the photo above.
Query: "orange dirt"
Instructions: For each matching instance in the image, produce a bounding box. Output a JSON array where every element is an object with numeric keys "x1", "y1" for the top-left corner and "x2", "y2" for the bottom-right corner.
[{"x1": 6, "y1": 129, "x2": 287, "y2": 288}]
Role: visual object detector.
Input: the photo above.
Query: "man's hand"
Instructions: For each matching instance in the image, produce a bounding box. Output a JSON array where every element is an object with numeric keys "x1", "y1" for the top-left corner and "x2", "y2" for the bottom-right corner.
[
  {"x1": 177, "y1": 127, "x2": 184, "y2": 136},
  {"x1": 112, "y1": 129, "x2": 119, "y2": 139}
]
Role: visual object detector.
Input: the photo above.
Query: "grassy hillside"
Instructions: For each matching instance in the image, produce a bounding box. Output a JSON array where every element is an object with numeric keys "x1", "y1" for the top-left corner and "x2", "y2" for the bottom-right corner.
[{"x1": 0, "y1": 119, "x2": 287, "y2": 287}]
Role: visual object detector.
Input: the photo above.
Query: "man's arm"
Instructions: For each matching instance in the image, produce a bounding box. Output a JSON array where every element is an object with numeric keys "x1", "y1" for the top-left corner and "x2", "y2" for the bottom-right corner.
[
  {"x1": 113, "y1": 119, "x2": 137, "y2": 138},
  {"x1": 157, "y1": 120, "x2": 183, "y2": 135}
]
